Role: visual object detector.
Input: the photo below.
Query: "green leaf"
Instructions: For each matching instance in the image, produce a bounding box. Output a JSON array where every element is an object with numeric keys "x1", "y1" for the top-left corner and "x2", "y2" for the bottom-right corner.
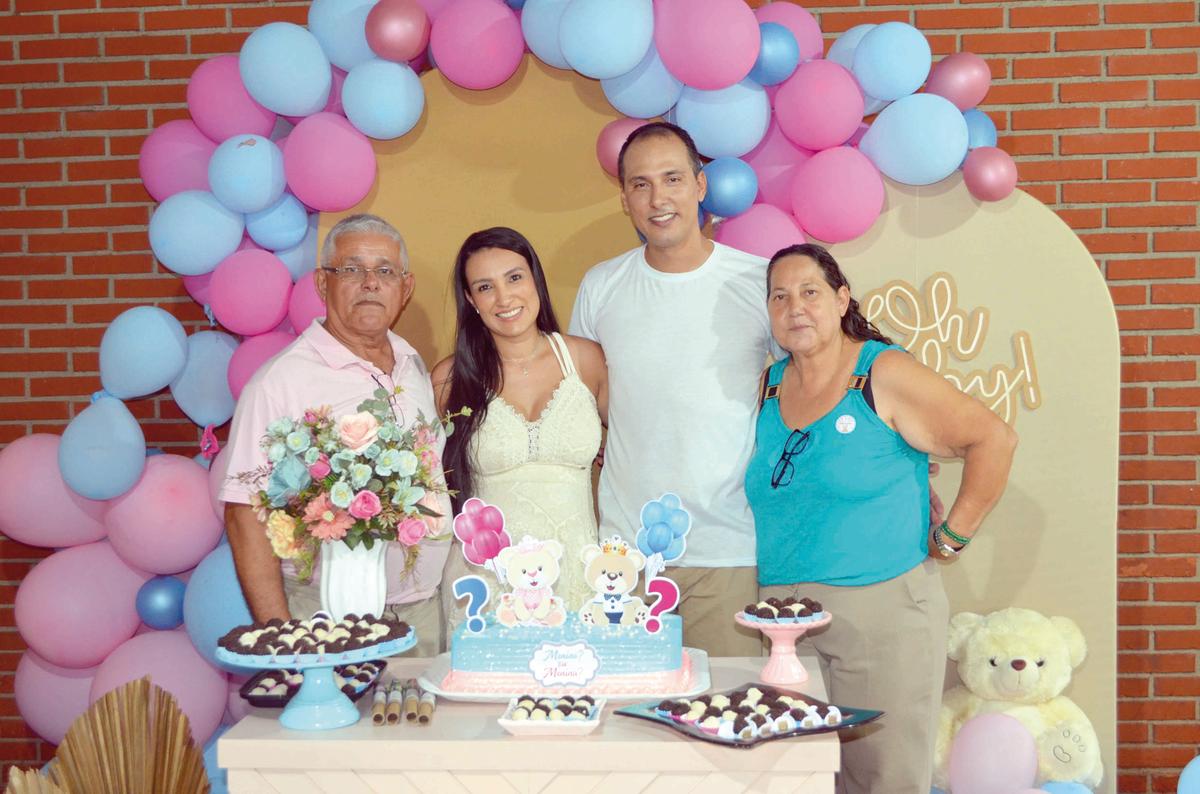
[
  {"x1": 343, "y1": 533, "x2": 361, "y2": 550},
  {"x1": 367, "y1": 478, "x2": 384, "y2": 493},
  {"x1": 415, "y1": 502, "x2": 442, "y2": 518},
  {"x1": 373, "y1": 387, "x2": 389, "y2": 400}
]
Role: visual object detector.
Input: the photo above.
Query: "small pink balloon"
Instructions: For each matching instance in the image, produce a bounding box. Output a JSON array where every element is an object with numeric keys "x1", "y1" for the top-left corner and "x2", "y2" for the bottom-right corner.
[
  {"x1": 655, "y1": 0, "x2": 760, "y2": 91},
  {"x1": 0, "y1": 434, "x2": 108, "y2": 548},
  {"x1": 775, "y1": 60, "x2": 864, "y2": 151},
  {"x1": 429, "y1": 0, "x2": 523, "y2": 91},
  {"x1": 367, "y1": 0, "x2": 431, "y2": 63},
  {"x1": 227, "y1": 331, "x2": 296, "y2": 399},
  {"x1": 322, "y1": 67, "x2": 348, "y2": 117},
  {"x1": 15, "y1": 651, "x2": 98, "y2": 745},
  {"x1": 138, "y1": 119, "x2": 217, "y2": 202},
  {"x1": 187, "y1": 54, "x2": 277, "y2": 143},
  {"x1": 467, "y1": 532, "x2": 500, "y2": 565},
  {"x1": 210, "y1": 249, "x2": 293, "y2": 336},
  {"x1": 182, "y1": 271, "x2": 214, "y2": 307},
  {"x1": 848, "y1": 122, "x2": 869, "y2": 147},
  {"x1": 963, "y1": 146, "x2": 1018, "y2": 202},
  {"x1": 743, "y1": 118, "x2": 813, "y2": 212},
  {"x1": 477, "y1": 505, "x2": 505, "y2": 534},
  {"x1": 948, "y1": 712, "x2": 1038, "y2": 794},
  {"x1": 207, "y1": 445, "x2": 231, "y2": 520},
  {"x1": 284, "y1": 113, "x2": 377, "y2": 212},
  {"x1": 714, "y1": 203, "x2": 806, "y2": 259},
  {"x1": 90, "y1": 630, "x2": 228, "y2": 747},
  {"x1": 288, "y1": 271, "x2": 326, "y2": 333},
  {"x1": 597, "y1": 117, "x2": 652, "y2": 178},
  {"x1": 754, "y1": 1, "x2": 823, "y2": 62},
  {"x1": 16, "y1": 541, "x2": 151, "y2": 668},
  {"x1": 791, "y1": 146, "x2": 884, "y2": 243},
  {"x1": 926, "y1": 51, "x2": 992, "y2": 111}
]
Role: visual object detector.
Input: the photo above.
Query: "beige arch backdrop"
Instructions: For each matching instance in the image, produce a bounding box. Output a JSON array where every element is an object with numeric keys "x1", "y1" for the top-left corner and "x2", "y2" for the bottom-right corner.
[{"x1": 322, "y1": 56, "x2": 1118, "y2": 791}]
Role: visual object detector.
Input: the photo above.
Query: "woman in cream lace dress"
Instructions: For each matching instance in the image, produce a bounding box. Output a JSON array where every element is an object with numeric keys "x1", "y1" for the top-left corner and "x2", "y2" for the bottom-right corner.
[{"x1": 433, "y1": 227, "x2": 607, "y2": 627}]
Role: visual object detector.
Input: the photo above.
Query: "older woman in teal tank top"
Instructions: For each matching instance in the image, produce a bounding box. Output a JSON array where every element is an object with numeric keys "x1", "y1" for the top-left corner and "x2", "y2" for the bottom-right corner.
[{"x1": 745, "y1": 244, "x2": 1017, "y2": 794}]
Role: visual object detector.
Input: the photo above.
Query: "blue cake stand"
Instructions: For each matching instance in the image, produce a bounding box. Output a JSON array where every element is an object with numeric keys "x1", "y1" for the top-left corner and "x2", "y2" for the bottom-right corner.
[{"x1": 216, "y1": 630, "x2": 416, "y2": 731}]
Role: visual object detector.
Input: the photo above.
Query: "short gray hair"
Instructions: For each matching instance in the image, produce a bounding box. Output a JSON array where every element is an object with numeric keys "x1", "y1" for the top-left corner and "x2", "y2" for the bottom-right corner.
[{"x1": 320, "y1": 213, "x2": 410, "y2": 272}]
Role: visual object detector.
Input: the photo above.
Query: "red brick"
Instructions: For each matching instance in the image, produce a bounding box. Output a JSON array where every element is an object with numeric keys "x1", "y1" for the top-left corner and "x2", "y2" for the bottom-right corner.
[
  {"x1": 1063, "y1": 181, "x2": 1151, "y2": 203},
  {"x1": 961, "y1": 31, "x2": 1052, "y2": 54},
  {"x1": 190, "y1": 32, "x2": 253, "y2": 54},
  {"x1": 0, "y1": 112, "x2": 62, "y2": 133},
  {"x1": 1022, "y1": 158, "x2": 1103, "y2": 182},
  {"x1": 0, "y1": 210, "x2": 62, "y2": 230},
  {"x1": 1120, "y1": 459, "x2": 1196, "y2": 481},
  {"x1": 63, "y1": 59, "x2": 147, "y2": 83},
  {"x1": 1110, "y1": 205, "x2": 1197, "y2": 228},
  {"x1": 1011, "y1": 107, "x2": 1099, "y2": 131},
  {"x1": 143, "y1": 8, "x2": 228, "y2": 30},
  {"x1": 1157, "y1": 181, "x2": 1200, "y2": 202},
  {"x1": 148, "y1": 57, "x2": 207, "y2": 80},
  {"x1": 67, "y1": 158, "x2": 141, "y2": 182},
  {"x1": 1078, "y1": 232, "x2": 1147, "y2": 254},
  {"x1": 1157, "y1": 387, "x2": 1200, "y2": 408},
  {"x1": 67, "y1": 206, "x2": 149, "y2": 228},
  {"x1": 73, "y1": 253, "x2": 155, "y2": 275},
  {"x1": 0, "y1": 13, "x2": 58, "y2": 34},
  {"x1": 1120, "y1": 433, "x2": 1146, "y2": 456},
  {"x1": 1156, "y1": 484, "x2": 1200, "y2": 505},
  {"x1": 1112, "y1": 285, "x2": 1147, "y2": 307},
  {"x1": 1108, "y1": 105, "x2": 1198, "y2": 129},
  {"x1": 23, "y1": 135, "x2": 107, "y2": 159},
  {"x1": 1157, "y1": 533, "x2": 1200, "y2": 553},
  {"x1": 1157, "y1": 585, "x2": 1200, "y2": 604},
  {"x1": 915, "y1": 8, "x2": 1003, "y2": 28},
  {"x1": 0, "y1": 352, "x2": 68, "y2": 374},
  {"x1": 1105, "y1": 1, "x2": 1198, "y2": 23},
  {"x1": 1022, "y1": 183, "x2": 1057, "y2": 204},
  {"x1": 983, "y1": 83, "x2": 1053, "y2": 105},
  {"x1": 1118, "y1": 653, "x2": 1196, "y2": 675},
  {"x1": 57, "y1": 10, "x2": 140, "y2": 33},
  {"x1": 1009, "y1": 3, "x2": 1100, "y2": 27},
  {"x1": 1109, "y1": 52, "x2": 1199, "y2": 77},
  {"x1": 111, "y1": 183, "x2": 154, "y2": 203},
  {"x1": 1156, "y1": 78, "x2": 1200, "y2": 101},
  {"x1": 1120, "y1": 558, "x2": 1196, "y2": 580},
  {"x1": 1152, "y1": 284, "x2": 1200, "y2": 305},
  {"x1": 1155, "y1": 723, "x2": 1200, "y2": 744},
  {"x1": 1120, "y1": 534, "x2": 1151, "y2": 554},
  {"x1": 18, "y1": 37, "x2": 101, "y2": 60},
  {"x1": 113, "y1": 278, "x2": 188, "y2": 299},
  {"x1": 151, "y1": 106, "x2": 192, "y2": 127},
  {"x1": 1120, "y1": 508, "x2": 1198, "y2": 530},
  {"x1": 1121, "y1": 677, "x2": 1150, "y2": 698},
  {"x1": 1121, "y1": 335, "x2": 1148, "y2": 356},
  {"x1": 1120, "y1": 409, "x2": 1196, "y2": 432},
  {"x1": 1155, "y1": 231, "x2": 1200, "y2": 252},
  {"x1": 1000, "y1": 134, "x2": 1054, "y2": 156},
  {"x1": 1055, "y1": 208, "x2": 1102, "y2": 230},
  {"x1": 1155, "y1": 130, "x2": 1200, "y2": 152},
  {"x1": 1059, "y1": 80, "x2": 1149, "y2": 103},
  {"x1": 1154, "y1": 335, "x2": 1200, "y2": 355},
  {"x1": 1057, "y1": 28, "x2": 1146, "y2": 51},
  {"x1": 1122, "y1": 359, "x2": 1197, "y2": 382},
  {"x1": 1059, "y1": 133, "x2": 1150, "y2": 156},
  {"x1": 24, "y1": 184, "x2": 107, "y2": 206},
  {"x1": 105, "y1": 35, "x2": 189, "y2": 57},
  {"x1": 27, "y1": 232, "x2": 110, "y2": 254},
  {"x1": 1120, "y1": 722, "x2": 1150, "y2": 744},
  {"x1": 0, "y1": 62, "x2": 60, "y2": 84},
  {"x1": 64, "y1": 109, "x2": 148, "y2": 132},
  {"x1": 1121, "y1": 483, "x2": 1150, "y2": 504},
  {"x1": 1012, "y1": 55, "x2": 1101, "y2": 79},
  {"x1": 1120, "y1": 582, "x2": 1151, "y2": 602},
  {"x1": 1110, "y1": 158, "x2": 1197, "y2": 179},
  {"x1": 28, "y1": 375, "x2": 108, "y2": 397},
  {"x1": 229, "y1": 5, "x2": 310, "y2": 27},
  {"x1": 1152, "y1": 26, "x2": 1200, "y2": 48},
  {"x1": 1157, "y1": 435, "x2": 1200, "y2": 456},
  {"x1": 107, "y1": 83, "x2": 187, "y2": 106},
  {"x1": 1157, "y1": 676, "x2": 1200, "y2": 697}
]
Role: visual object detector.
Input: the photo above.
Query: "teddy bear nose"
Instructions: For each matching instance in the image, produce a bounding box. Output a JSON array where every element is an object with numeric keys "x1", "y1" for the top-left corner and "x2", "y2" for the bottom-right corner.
[{"x1": 1011, "y1": 659, "x2": 1027, "y2": 671}]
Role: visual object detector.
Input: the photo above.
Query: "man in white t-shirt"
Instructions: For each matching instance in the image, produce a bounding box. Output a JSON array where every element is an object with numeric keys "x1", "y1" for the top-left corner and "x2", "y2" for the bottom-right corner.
[{"x1": 569, "y1": 123, "x2": 772, "y2": 656}]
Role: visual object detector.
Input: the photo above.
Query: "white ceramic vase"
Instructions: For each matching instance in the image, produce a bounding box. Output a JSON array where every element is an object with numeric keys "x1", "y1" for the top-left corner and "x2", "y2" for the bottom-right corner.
[{"x1": 319, "y1": 539, "x2": 387, "y2": 621}]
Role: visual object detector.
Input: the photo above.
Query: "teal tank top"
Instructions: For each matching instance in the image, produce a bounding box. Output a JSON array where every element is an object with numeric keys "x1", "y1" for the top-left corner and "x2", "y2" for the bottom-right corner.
[{"x1": 745, "y1": 340, "x2": 929, "y2": 587}]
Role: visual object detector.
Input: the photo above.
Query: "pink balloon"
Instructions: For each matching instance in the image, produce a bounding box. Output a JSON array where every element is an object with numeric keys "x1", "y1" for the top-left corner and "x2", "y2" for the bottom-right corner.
[
  {"x1": 207, "y1": 445, "x2": 231, "y2": 520},
  {"x1": 655, "y1": 0, "x2": 759, "y2": 91},
  {"x1": 429, "y1": 0, "x2": 523, "y2": 91},
  {"x1": 754, "y1": 2, "x2": 824, "y2": 62},
  {"x1": 288, "y1": 271, "x2": 326, "y2": 333},
  {"x1": 963, "y1": 146, "x2": 1018, "y2": 202},
  {"x1": 237, "y1": 234, "x2": 264, "y2": 252},
  {"x1": 182, "y1": 271, "x2": 214, "y2": 307},
  {"x1": 227, "y1": 331, "x2": 296, "y2": 400},
  {"x1": 743, "y1": 118, "x2": 813, "y2": 212},
  {"x1": 416, "y1": 0, "x2": 452, "y2": 19},
  {"x1": 791, "y1": 147, "x2": 884, "y2": 243},
  {"x1": 284, "y1": 113, "x2": 377, "y2": 212},
  {"x1": 15, "y1": 651, "x2": 98, "y2": 745},
  {"x1": 926, "y1": 52, "x2": 992, "y2": 111},
  {"x1": 138, "y1": 119, "x2": 217, "y2": 202},
  {"x1": 323, "y1": 67, "x2": 348, "y2": 116},
  {"x1": 224, "y1": 673, "x2": 252, "y2": 725},
  {"x1": 714, "y1": 203, "x2": 806, "y2": 259},
  {"x1": 775, "y1": 60, "x2": 864, "y2": 151},
  {"x1": 272, "y1": 315, "x2": 295, "y2": 335},
  {"x1": 210, "y1": 249, "x2": 293, "y2": 336},
  {"x1": 848, "y1": 122, "x2": 869, "y2": 147},
  {"x1": 467, "y1": 532, "x2": 500, "y2": 565},
  {"x1": 367, "y1": 0, "x2": 431, "y2": 63},
  {"x1": 948, "y1": 712, "x2": 1037, "y2": 794},
  {"x1": 0, "y1": 434, "x2": 107, "y2": 548},
  {"x1": 596, "y1": 117, "x2": 652, "y2": 178},
  {"x1": 16, "y1": 541, "x2": 151, "y2": 668},
  {"x1": 187, "y1": 55, "x2": 277, "y2": 143},
  {"x1": 90, "y1": 631, "x2": 228, "y2": 747},
  {"x1": 477, "y1": 505, "x2": 505, "y2": 534}
]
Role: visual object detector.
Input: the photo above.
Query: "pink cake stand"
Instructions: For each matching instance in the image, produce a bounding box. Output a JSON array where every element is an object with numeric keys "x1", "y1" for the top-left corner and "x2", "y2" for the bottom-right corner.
[{"x1": 734, "y1": 612, "x2": 834, "y2": 687}]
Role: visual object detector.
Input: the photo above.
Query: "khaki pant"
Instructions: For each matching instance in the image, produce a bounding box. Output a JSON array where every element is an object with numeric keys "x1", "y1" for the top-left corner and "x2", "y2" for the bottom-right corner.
[
  {"x1": 761, "y1": 559, "x2": 949, "y2": 794},
  {"x1": 670, "y1": 565, "x2": 763, "y2": 658},
  {"x1": 284, "y1": 577, "x2": 445, "y2": 657}
]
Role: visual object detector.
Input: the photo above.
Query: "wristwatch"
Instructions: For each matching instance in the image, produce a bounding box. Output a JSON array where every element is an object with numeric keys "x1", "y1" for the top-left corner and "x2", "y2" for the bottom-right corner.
[{"x1": 933, "y1": 521, "x2": 967, "y2": 558}]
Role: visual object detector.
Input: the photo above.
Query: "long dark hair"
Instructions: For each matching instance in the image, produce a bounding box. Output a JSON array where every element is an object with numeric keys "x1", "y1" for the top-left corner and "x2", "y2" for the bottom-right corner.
[
  {"x1": 442, "y1": 227, "x2": 561, "y2": 512},
  {"x1": 766, "y1": 243, "x2": 893, "y2": 345}
]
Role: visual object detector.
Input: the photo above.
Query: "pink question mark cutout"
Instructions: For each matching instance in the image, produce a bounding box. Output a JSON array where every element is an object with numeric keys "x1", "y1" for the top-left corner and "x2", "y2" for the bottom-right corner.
[{"x1": 643, "y1": 577, "x2": 680, "y2": 634}]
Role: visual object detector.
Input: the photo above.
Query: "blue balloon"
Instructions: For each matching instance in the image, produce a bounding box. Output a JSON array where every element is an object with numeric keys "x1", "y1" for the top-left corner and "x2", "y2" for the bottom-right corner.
[
  {"x1": 505, "y1": 0, "x2": 526, "y2": 8},
  {"x1": 208, "y1": 135, "x2": 286, "y2": 214},
  {"x1": 1178, "y1": 755, "x2": 1200, "y2": 794},
  {"x1": 659, "y1": 493, "x2": 681, "y2": 510},
  {"x1": 59, "y1": 396, "x2": 146, "y2": 500},
  {"x1": 170, "y1": 331, "x2": 238, "y2": 427},
  {"x1": 859, "y1": 93, "x2": 969, "y2": 185},
  {"x1": 308, "y1": 0, "x2": 376, "y2": 72},
  {"x1": 559, "y1": 0, "x2": 653, "y2": 80},
  {"x1": 193, "y1": 453, "x2": 213, "y2": 470},
  {"x1": 246, "y1": 192, "x2": 308, "y2": 250},
  {"x1": 667, "y1": 509, "x2": 690, "y2": 537},
  {"x1": 521, "y1": 0, "x2": 572, "y2": 70},
  {"x1": 674, "y1": 80, "x2": 771, "y2": 159},
  {"x1": 203, "y1": 724, "x2": 231, "y2": 794},
  {"x1": 635, "y1": 529, "x2": 654, "y2": 558},
  {"x1": 1039, "y1": 783, "x2": 1091, "y2": 794},
  {"x1": 852, "y1": 22, "x2": 931, "y2": 102},
  {"x1": 826, "y1": 23, "x2": 874, "y2": 71},
  {"x1": 275, "y1": 213, "x2": 319, "y2": 281},
  {"x1": 148, "y1": 190, "x2": 245, "y2": 277},
  {"x1": 749, "y1": 23, "x2": 800, "y2": 86},
  {"x1": 100, "y1": 306, "x2": 188, "y2": 399},
  {"x1": 700, "y1": 157, "x2": 758, "y2": 218},
  {"x1": 342, "y1": 59, "x2": 425, "y2": 140},
  {"x1": 239, "y1": 22, "x2": 332, "y2": 117},
  {"x1": 184, "y1": 544, "x2": 255, "y2": 673},
  {"x1": 662, "y1": 535, "x2": 686, "y2": 561},
  {"x1": 602, "y1": 45, "x2": 683, "y2": 119},
  {"x1": 137, "y1": 575, "x2": 187, "y2": 630},
  {"x1": 640, "y1": 501, "x2": 668, "y2": 528},
  {"x1": 647, "y1": 522, "x2": 672, "y2": 553},
  {"x1": 964, "y1": 108, "x2": 998, "y2": 150}
]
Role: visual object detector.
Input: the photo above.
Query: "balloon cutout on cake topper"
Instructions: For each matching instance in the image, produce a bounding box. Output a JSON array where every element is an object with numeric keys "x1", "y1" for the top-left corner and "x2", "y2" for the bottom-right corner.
[
  {"x1": 452, "y1": 497, "x2": 512, "y2": 633},
  {"x1": 635, "y1": 493, "x2": 691, "y2": 581}
]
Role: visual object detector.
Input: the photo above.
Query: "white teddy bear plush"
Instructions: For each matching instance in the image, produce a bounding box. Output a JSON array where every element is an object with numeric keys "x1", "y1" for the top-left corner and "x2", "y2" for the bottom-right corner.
[{"x1": 933, "y1": 607, "x2": 1103, "y2": 790}]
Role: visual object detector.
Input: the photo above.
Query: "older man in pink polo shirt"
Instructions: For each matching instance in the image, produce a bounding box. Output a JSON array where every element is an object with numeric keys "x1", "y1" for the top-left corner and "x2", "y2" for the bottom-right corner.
[{"x1": 219, "y1": 213, "x2": 450, "y2": 655}]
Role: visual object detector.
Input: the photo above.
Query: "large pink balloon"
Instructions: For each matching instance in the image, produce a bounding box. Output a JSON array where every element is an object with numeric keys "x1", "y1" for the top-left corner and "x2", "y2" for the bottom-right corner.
[
  {"x1": 743, "y1": 118, "x2": 813, "y2": 212},
  {"x1": 288, "y1": 271, "x2": 326, "y2": 333},
  {"x1": 227, "y1": 331, "x2": 296, "y2": 399},
  {"x1": 138, "y1": 120, "x2": 217, "y2": 202},
  {"x1": 775, "y1": 60, "x2": 864, "y2": 151},
  {"x1": 90, "y1": 631, "x2": 228, "y2": 747},
  {"x1": 791, "y1": 147, "x2": 884, "y2": 243},
  {"x1": 0, "y1": 434, "x2": 107, "y2": 548},
  {"x1": 15, "y1": 651, "x2": 98, "y2": 745},
  {"x1": 207, "y1": 445, "x2": 232, "y2": 520},
  {"x1": 367, "y1": 0, "x2": 431, "y2": 63},
  {"x1": 210, "y1": 249, "x2": 293, "y2": 336},
  {"x1": 963, "y1": 146, "x2": 1018, "y2": 202},
  {"x1": 106, "y1": 455, "x2": 224, "y2": 575},
  {"x1": 187, "y1": 55, "x2": 277, "y2": 143},
  {"x1": 948, "y1": 713, "x2": 1038, "y2": 794},
  {"x1": 655, "y1": 0, "x2": 759, "y2": 91},
  {"x1": 926, "y1": 52, "x2": 992, "y2": 111},
  {"x1": 596, "y1": 117, "x2": 652, "y2": 178},
  {"x1": 284, "y1": 113, "x2": 377, "y2": 212},
  {"x1": 430, "y1": 0, "x2": 523, "y2": 90},
  {"x1": 754, "y1": 2, "x2": 823, "y2": 62},
  {"x1": 714, "y1": 203, "x2": 806, "y2": 260},
  {"x1": 16, "y1": 541, "x2": 151, "y2": 668}
]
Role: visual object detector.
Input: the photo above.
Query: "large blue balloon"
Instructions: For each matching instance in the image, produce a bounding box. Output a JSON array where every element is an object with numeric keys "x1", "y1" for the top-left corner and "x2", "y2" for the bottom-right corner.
[
  {"x1": 148, "y1": 190, "x2": 244, "y2": 277},
  {"x1": 748, "y1": 23, "x2": 799, "y2": 86},
  {"x1": 700, "y1": 157, "x2": 758, "y2": 218},
  {"x1": 1178, "y1": 755, "x2": 1200, "y2": 794},
  {"x1": 342, "y1": 59, "x2": 425, "y2": 140},
  {"x1": 203, "y1": 724, "x2": 230, "y2": 794},
  {"x1": 1039, "y1": 783, "x2": 1092, "y2": 794},
  {"x1": 859, "y1": 93, "x2": 969, "y2": 185},
  {"x1": 662, "y1": 535, "x2": 686, "y2": 561},
  {"x1": 275, "y1": 213, "x2": 319, "y2": 281},
  {"x1": 246, "y1": 193, "x2": 308, "y2": 251},
  {"x1": 239, "y1": 22, "x2": 331, "y2": 117},
  {"x1": 521, "y1": 0, "x2": 571, "y2": 70},
  {"x1": 852, "y1": 22, "x2": 931, "y2": 102},
  {"x1": 646, "y1": 522, "x2": 672, "y2": 553},
  {"x1": 559, "y1": 0, "x2": 653, "y2": 80},
  {"x1": 308, "y1": 0, "x2": 376, "y2": 72},
  {"x1": 99, "y1": 306, "x2": 188, "y2": 399},
  {"x1": 59, "y1": 396, "x2": 146, "y2": 500},
  {"x1": 208, "y1": 135, "x2": 286, "y2": 214},
  {"x1": 963, "y1": 108, "x2": 998, "y2": 150},
  {"x1": 674, "y1": 80, "x2": 771, "y2": 159},
  {"x1": 170, "y1": 331, "x2": 238, "y2": 427},
  {"x1": 137, "y1": 576, "x2": 187, "y2": 630},
  {"x1": 184, "y1": 544, "x2": 254, "y2": 673},
  {"x1": 640, "y1": 501, "x2": 668, "y2": 528},
  {"x1": 826, "y1": 23, "x2": 873, "y2": 71},
  {"x1": 602, "y1": 45, "x2": 683, "y2": 119}
]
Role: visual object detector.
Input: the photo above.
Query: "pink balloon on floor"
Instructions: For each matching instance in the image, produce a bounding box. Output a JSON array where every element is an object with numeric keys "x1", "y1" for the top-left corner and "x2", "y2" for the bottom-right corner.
[
  {"x1": 228, "y1": 331, "x2": 296, "y2": 399},
  {"x1": 754, "y1": 1, "x2": 824, "y2": 62},
  {"x1": 187, "y1": 54, "x2": 277, "y2": 143},
  {"x1": 90, "y1": 630, "x2": 228, "y2": 747},
  {"x1": 288, "y1": 272, "x2": 326, "y2": 333},
  {"x1": 963, "y1": 146, "x2": 1018, "y2": 202},
  {"x1": 926, "y1": 52, "x2": 992, "y2": 111},
  {"x1": 15, "y1": 651, "x2": 98, "y2": 745},
  {"x1": 714, "y1": 203, "x2": 806, "y2": 260},
  {"x1": 948, "y1": 712, "x2": 1038, "y2": 794},
  {"x1": 596, "y1": 117, "x2": 652, "y2": 178},
  {"x1": 210, "y1": 249, "x2": 293, "y2": 336},
  {"x1": 742, "y1": 118, "x2": 813, "y2": 212},
  {"x1": 284, "y1": 113, "x2": 377, "y2": 212},
  {"x1": 430, "y1": 0, "x2": 523, "y2": 90},
  {"x1": 138, "y1": 120, "x2": 217, "y2": 202},
  {"x1": 207, "y1": 445, "x2": 231, "y2": 520},
  {"x1": 0, "y1": 434, "x2": 107, "y2": 548},
  {"x1": 791, "y1": 147, "x2": 884, "y2": 244},
  {"x1": 655, "y1": 0, "x2": 760, "y2": 91},
  {"x1": 775, "y1": 60, "x2": 864, "y2": 151},
  {"x1": 16, "y1": 541, "x2": 151, "y2": 668}
]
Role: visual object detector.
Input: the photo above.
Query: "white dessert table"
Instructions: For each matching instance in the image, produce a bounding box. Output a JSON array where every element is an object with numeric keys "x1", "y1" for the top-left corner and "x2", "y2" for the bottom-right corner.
[{"x1": 219, "y1": 655, "x2": 840, "y2": 793}]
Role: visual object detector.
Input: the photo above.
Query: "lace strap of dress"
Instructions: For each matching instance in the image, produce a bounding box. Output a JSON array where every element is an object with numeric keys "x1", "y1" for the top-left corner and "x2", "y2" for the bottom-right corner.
[{"x1": 547, "y1": 332, "x2": 577, "y2": 377}]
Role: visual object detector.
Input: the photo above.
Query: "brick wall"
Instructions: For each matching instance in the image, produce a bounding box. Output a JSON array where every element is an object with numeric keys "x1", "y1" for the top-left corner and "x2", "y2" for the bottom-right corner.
[{"x1": 1, "y1": 0, "x2": 1197, "y2": 787}]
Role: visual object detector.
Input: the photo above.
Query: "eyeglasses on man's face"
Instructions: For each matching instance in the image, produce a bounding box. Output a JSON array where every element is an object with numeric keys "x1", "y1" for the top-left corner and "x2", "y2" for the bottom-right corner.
[{"x1": 320, "y1": 264, "x2": 407, "y2": 283}]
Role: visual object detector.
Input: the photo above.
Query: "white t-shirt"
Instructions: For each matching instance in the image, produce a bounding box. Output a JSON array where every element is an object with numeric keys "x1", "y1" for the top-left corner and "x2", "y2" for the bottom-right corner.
[{"x1": 569, "y1": 242, "x2": 775, "y2": 567}]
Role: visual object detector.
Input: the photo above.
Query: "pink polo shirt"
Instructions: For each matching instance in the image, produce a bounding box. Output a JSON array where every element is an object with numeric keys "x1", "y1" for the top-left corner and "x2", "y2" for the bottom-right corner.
[{"x1": 217, "y1": 320, "x2": 450, "y2": 605}]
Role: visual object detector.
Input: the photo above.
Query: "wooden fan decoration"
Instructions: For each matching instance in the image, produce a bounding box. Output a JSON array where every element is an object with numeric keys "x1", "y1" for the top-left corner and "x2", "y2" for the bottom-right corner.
[{"x1": 4, "y1": 768, "x2": 68, "y2": 794}]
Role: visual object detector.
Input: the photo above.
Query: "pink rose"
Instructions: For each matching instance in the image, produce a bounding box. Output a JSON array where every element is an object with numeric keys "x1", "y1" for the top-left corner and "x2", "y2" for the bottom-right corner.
[
  {"x1": 307, "y1": 453, "x2": 331, "y2": 479},
  {"x1": 336, "y1": 411, "x2": 380, "y2": 453},
  {"x1": 348, "y1": 489, "x2": 382, "y2": 520},
  {"x1": 419, "y1": 447, "x2": 439, "y2": 473},
  {"x1": 396, "y1": 517, "x2": 427, "y2": 547}
]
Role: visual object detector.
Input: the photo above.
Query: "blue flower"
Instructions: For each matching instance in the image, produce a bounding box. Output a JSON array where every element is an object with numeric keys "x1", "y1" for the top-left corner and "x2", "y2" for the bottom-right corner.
[
  {"x1": 329, "y1": 450, "x2": 356, "y2": 475},
  {"x1": 303, "y1": 446, "x2": 322, "y2": 465},
  {"x1": 329, "y1": 480, "x2": 354, "y2": 509},
  {"x1": 377, "y1": 423, "x2": 400, "y2": 443},
  {"x1": 267, "y1": 442, "x2": 288, "y2": 463},
  {"x1": 265, "y1": 455, "x2": 311, "y2": 508},
  {"x1": 285, "y1": 429, "x2": 311, "y2": 454},
  {"x1": 267, "y1": 417, "x2": 294, "y2": 437},
  {"x1": 374, "y1": 448, "x2": 402, "y2": 477},
  {"x1": 391, "y1": 479, "x2": 425, "y2": 510},
  {"x1": 362, "y1": 443, "x2": 382, "y2": 460},
  {"x1": 349, "y1": 463, "x2": 373, "y2": 489},
  {"x1": 391, "y1": 450, "x2": 419, "y2": 478}
]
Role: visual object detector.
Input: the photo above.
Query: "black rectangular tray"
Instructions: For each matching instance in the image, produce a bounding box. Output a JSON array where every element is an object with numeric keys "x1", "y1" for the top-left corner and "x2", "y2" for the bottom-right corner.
[{"x1": 239, "y1": 661, "x2": 387, "y2": 708}]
